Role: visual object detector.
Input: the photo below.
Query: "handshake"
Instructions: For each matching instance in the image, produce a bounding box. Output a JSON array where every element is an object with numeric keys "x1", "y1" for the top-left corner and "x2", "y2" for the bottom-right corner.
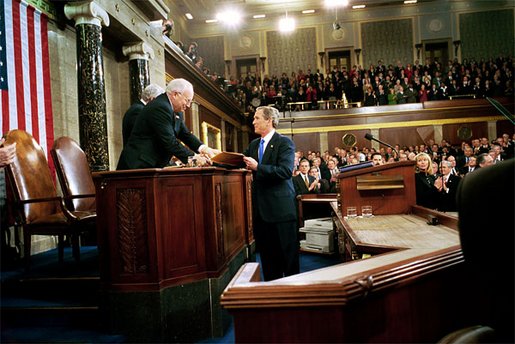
[{"x1": 187, "y1": 146, "x2": 220, "y2": 167}]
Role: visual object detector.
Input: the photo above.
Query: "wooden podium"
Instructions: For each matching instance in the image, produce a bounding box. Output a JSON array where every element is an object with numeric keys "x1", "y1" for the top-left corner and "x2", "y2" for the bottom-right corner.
[
  {"x1": 93, "y1": 167, "x2": 252, "y2": 342},
  {"x1": 337, "y1": 161, "x2": 416, "y2": 216}
]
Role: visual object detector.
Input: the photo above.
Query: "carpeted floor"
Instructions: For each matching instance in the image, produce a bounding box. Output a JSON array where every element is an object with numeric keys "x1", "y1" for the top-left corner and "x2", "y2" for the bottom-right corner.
[{"x1": 1, "y1": 245, "x2": 341, "y2": 343}]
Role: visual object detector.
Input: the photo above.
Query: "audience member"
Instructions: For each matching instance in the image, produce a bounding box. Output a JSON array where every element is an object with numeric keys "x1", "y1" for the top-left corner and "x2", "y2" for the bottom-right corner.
[
  {"x1": 371, "y1": 152, "x2": 384, "y2": 166},
  {"x1": 293, "y1": 159, "x2": 319, "y2": 195},
  {"x1": 476, "y1": 153, "x2": 494, "y2": 169},
  {"x1": 309, "y1": 166, "x2": 330, "y2": 193},
  {"x1": 122, "y1": 84, "x2": 164, "y2": 147},
  {"x1": 456, "y1": 159, "x2": 514, "y2": 343},
  {"x1": 435, "y1": 160, "x2": 461, "y2": 212},
  {"x1": 414, "y1": 152, "x2": 439, "y2": 209}
]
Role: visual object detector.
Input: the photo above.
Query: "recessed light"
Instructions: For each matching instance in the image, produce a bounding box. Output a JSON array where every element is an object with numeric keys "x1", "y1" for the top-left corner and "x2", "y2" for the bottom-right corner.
[
  {"x1": 352, "y1": 5, "x2": 366, "y2": 9},
  {"x1": 253, "y1": 14, "x2": 266, "y2": 19},
  {"x1": 404, "y1": 0, "x2": 417, "y2": 3},
  {"x1": 205, "y1": 19, "x2": 218, "y2": 23},
  {"x1": 185, "y1": 13, "x2": 193, "y2": 20},
  {"x1": 302, "y1": 9, "x2": 315, "y2": 14}
]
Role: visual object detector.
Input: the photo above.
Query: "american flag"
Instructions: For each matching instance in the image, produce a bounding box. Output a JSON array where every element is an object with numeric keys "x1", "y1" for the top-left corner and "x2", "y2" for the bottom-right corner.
[{"x1": 0, "y1": 0, "x2": 54, "y2": 159}]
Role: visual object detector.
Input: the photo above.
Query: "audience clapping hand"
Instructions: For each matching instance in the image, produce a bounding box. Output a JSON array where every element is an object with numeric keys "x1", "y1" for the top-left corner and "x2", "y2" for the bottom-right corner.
[{"x1": 0, "y1": 138, "x2": 16, "y2": 167}]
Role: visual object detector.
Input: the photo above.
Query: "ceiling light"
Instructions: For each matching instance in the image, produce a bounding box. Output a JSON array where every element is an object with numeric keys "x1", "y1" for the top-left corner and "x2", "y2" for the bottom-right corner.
[
  {"x1": 253, "y1": 14, "x2": 266, "y2": 19},
  {"x1": 324, "y1": 0, "x2": 349, "y2": 8},
  {"x1": 352, "y1": 5, "x2": 366, "y2": 9},
  {"x1": 205, "y1": 19, "x2": 218, "y2": 23},
  {"x1": 278, "y1": 16, "x2": 295, "y2": 33},
  {"x1": 215, "y1": 9, "x2": 243, "y2": 26},
  {"x1": 185, "y1": 13, "x2": 193, "y2": 20},
  {"x1": 302, "y1": 10, "x2": 315, "y2": 14},
  {"x1": 404, "y1": 0, "x2": 417, "y2": 3}
]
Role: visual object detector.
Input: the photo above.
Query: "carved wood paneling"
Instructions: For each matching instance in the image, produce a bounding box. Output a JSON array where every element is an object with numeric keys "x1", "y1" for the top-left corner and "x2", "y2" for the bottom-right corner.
[{"x1": 116, "y1": 188, "x2": 149, "y2": 274}]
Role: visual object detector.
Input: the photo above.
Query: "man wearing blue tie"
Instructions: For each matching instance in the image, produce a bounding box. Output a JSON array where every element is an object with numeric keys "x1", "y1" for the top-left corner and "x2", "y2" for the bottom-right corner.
[{"x1": 243, "y1": 106, "x2": 299, "y2": 281}]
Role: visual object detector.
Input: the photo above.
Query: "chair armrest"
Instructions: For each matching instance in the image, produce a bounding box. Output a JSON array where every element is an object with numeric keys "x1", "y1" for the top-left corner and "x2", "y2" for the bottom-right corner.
[
  {"x1": 17, "y1": 196, "x2": 62, "y2": 205},
  {"x1": 64, "y1": 194, "x2": 95, "y2": 200}
]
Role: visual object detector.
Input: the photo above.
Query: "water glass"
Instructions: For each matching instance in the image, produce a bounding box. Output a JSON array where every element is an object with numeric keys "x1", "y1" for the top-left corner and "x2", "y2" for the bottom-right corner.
[
  {"x1": 361, "y1": 205, "x2": 373, "y2": 218},
  {"x1": 346, "y1": 206, "x2": 357, "y2": 218}
]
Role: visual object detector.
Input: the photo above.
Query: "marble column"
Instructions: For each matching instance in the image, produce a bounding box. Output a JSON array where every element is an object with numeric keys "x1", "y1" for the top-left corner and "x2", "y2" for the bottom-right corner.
[
  {"x1": 122, "y1": 42, "x2": 154, "y2": 104},
  {"x1": 64, "y1": 1, "x2": 110, "y2": 171}
]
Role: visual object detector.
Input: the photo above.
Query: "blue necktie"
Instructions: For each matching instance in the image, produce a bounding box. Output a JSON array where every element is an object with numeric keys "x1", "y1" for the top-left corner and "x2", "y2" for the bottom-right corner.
[{"x1": 258, "y1": 139, "x2": 265, "y2": 163}]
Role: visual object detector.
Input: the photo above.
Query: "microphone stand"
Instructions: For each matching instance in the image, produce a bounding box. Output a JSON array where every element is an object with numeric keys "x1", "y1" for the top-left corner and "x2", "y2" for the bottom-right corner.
[{"x1": 364, "y1": 134, "x2": 399, "y2": 157}]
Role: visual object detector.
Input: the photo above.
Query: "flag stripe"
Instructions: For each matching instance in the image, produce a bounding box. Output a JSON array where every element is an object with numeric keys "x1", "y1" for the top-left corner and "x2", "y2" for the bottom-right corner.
[
  {"x1": 40, "y1": 11, "x2": 53, "y2": 168},
  {"x1": 12, "y1": 1, "x2": 26, "y2": 130},
  {"x1": 0, "y1": 0, "x2": 54, "y2": 161},
  {"x1": 28, "y1": 5, "x2": 40, "y2": 142}
]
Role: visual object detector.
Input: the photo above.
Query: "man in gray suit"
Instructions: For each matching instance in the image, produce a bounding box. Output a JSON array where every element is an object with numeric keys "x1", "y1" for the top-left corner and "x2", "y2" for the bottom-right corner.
[
  {"x1": 243, "y1": 106, "x2": 299, "y2": 281},
  {"x1": 117, "y1": 79, "x2": 218, "y2": 169}
]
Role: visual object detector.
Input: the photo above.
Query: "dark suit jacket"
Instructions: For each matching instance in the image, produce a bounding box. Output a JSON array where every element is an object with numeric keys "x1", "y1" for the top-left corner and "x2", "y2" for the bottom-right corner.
[
  {"x1": 437, "y1": 173, "x2": 461, "y2": 211},
  {"x1": 293, "y1": 174, "x2": 318, "y2": 195},
  {"x1": 244, "y1": 132, "x2": 296, "y2": 223},
  {"x1": 117, "y1": 93, "x2": 203, "y2": 170},
  {"x1": 457, "y1": 159, "x2": 514, "y2": 342},
  {"x1": 122, "y1": 100, "x2": 144, "y2": 147}
]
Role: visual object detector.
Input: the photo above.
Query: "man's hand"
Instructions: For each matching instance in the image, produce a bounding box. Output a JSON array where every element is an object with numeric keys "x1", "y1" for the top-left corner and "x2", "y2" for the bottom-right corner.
[
  {"x1": 193, "y1": 153, "x2": 211, "y2": 167},
  {"x1": 200, "y1": 146, "x2": 220, "y2": 159},
  {"x1": 0, "y1": 139, "x2": 16, "y2": 167},
  {"x1": 243, "y1": 156, "x2": 258, "y2": 171}
]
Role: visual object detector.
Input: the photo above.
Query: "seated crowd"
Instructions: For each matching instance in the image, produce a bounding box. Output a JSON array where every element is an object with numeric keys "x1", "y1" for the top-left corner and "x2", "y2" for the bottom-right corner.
[
  {"x1": 293, "y1": 132, "x2": 514, "y2": 212},
  {"x1": 167, "y1": 22, "x2": 513, "y2": 116},
  {"x1": 228, "y1": 55, "x2": 513, "y2": 113}
]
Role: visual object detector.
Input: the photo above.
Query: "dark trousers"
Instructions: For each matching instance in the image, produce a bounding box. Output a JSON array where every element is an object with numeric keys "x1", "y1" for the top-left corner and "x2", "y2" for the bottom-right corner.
[{"x1": 254, "y1": 213, "x2": 299, "y2": 281}]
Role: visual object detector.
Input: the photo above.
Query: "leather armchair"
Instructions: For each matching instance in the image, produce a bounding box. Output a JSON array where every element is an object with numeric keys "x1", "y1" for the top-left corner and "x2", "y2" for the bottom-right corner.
[
  {"x1": 51, "y1": 136, "x2": 96, "y2": 213},
  {"x1": 4, "y1": 130, "x2": 95, "y2": 269}
]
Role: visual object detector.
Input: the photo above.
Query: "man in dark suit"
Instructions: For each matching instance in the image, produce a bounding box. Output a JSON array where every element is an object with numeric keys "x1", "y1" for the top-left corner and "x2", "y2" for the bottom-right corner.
[
  {"x1": 436, "y1": 160, "x2": 461, "y2": 212},
  {"x1": 293, "y1": 159, "x2": 319, "y2": 196},
  {"x1": 117, "y1": 79, "x2": 218, "y2": 170},
  {"x1": 456, "y1": 159, "x2": 514, "y2": 343},
  {"x1": 243, "y1": 106, "x2": 299, "y2": 281},
  {"x1": 122, "y1": 84, "x2": 164, "y2": 147}
]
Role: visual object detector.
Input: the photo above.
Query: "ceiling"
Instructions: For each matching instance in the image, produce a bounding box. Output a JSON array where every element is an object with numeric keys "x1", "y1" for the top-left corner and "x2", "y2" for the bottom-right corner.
[{"x1": 172, "y1": 0, "x2": 438, "y2": 24}]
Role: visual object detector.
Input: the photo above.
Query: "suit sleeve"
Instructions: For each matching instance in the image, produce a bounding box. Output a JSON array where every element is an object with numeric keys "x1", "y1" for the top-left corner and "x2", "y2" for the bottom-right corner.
[
  {"x1": 255, "y1": 136, "x2": 295, "y2": 181},
  {"x1": 177, "y1": 120, "x2": 203, "y2": 157},
  {"x1": 148, "y1": 106, "x2": 195, "y2": 163}
]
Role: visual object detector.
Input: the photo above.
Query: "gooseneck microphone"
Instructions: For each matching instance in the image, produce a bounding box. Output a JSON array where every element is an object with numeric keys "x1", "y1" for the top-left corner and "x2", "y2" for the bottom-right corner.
[{"x1": 364, "y1": 133, "x2": 399, "y2": 156}]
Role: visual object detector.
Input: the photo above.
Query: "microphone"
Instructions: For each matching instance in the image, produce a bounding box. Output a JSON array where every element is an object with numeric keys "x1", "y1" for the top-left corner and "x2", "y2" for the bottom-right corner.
[{"x1": 364, "y1": 133, "x2": 399, "y2": 157}]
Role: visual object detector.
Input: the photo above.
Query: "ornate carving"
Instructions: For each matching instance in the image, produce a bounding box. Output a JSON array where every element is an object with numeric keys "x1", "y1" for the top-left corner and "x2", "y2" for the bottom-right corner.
[
  {"x1": 215, "y1": 183, "x2": 224, "y2": 260},
  {"x1": 117, "y1": 189, "x2": 149, "y2": 274}
]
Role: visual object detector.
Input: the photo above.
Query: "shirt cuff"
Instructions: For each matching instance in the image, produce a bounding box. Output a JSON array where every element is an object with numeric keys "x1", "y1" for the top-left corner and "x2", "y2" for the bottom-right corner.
[{"x1": 198, "y1": 144, "x2": 207, "y2": 154}]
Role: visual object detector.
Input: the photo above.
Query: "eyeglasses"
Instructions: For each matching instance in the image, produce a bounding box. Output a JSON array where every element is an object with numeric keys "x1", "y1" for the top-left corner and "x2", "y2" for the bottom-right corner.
[{"x1": 177, "y1": 92, "x2": 193, "y2": 105}]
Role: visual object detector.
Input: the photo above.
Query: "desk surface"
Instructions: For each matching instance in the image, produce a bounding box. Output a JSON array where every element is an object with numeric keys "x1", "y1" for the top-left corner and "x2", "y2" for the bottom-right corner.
[{"x1": 344, "y1": 214, "x2": 460, "y2": 249}]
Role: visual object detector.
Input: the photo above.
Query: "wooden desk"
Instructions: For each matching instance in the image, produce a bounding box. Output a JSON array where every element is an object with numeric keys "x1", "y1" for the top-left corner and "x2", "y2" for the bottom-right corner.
[
  {"x1": 333, "y1": 202, "x2": 459, "y2": 261},
  {"x1": 220, "y1": 208, "x2": 477, "y2": 343},
  {"x1": 93, "y1": 167, "x2": 252, "y2": 342}
]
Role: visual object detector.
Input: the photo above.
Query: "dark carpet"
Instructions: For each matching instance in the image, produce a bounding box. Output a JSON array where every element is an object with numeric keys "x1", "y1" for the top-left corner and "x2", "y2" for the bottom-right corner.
[{"x1": 1, "y1": 246, "x2": 340, "y2": 343}]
